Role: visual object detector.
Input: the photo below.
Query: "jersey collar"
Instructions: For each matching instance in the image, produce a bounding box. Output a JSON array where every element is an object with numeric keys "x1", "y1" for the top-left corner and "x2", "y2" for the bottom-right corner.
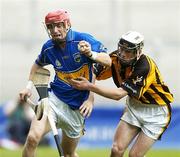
[{"x1": 66, "y1": 29, "x2": 74, "y2": 42}]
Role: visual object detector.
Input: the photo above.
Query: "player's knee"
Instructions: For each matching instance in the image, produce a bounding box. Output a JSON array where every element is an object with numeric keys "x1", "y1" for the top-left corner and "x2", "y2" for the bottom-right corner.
[
  {"x1": 26, "y1": 134, "x2": 39, "y2": 148},
  {"x1": 129, "y1": 149, "x2": 144, "y2": 157},
  {"x1": 64, "y1": 152, "x2": 78, "y2": 157},
  {"x1": 110, "y1": 143, "x2": 125, "y2": 157}
]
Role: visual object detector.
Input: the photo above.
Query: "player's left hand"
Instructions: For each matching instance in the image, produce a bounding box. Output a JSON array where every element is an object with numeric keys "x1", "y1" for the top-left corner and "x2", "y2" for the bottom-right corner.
[
  {"x1": 68, "y1": 77, "x2": 90, "y2": 90},
  {"x1": 78, "y1": 40, "x2": 92, "y2": 57},
  {"x1": 79, "y1": 99, "x2": 93, "y2": 118}
]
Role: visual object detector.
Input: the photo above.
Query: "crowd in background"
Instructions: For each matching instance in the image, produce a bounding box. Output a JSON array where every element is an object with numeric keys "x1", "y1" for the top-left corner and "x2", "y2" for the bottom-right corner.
[{"x1": 0, "y1": 99, "x2": 50, "y2": 150}]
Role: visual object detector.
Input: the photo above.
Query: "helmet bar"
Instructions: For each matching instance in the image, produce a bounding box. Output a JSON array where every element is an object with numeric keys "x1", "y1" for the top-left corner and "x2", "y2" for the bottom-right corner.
[{"x1": 118, "y1": 38, "x2": 138, "y2": 51}]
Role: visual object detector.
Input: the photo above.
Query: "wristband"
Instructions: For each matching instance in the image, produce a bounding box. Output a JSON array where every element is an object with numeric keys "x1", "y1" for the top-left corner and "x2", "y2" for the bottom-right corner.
[
  {"x1": 26, "y1": 80, "x2": 33, "y2": 90},
  {"x1": 89, "y1": 51, "x2": 97, "y2": 60}
]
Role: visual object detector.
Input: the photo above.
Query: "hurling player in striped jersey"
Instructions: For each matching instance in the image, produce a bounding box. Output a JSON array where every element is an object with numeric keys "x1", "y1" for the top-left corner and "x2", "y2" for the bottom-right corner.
[{"x1": 69, "y1": 31, "x2": 174, "y2": 157}]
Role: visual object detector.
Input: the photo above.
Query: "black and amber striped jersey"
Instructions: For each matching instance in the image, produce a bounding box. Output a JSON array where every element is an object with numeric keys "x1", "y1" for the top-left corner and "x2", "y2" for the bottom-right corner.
[{"x1": 94, "y1": 52, "x2": 174, "y2": 106}]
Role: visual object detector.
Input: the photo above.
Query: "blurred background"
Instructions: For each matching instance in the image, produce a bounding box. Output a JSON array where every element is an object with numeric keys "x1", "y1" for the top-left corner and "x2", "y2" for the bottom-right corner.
[{"x1": 0, "y1": 0, "x2": 180, "y2": 152}]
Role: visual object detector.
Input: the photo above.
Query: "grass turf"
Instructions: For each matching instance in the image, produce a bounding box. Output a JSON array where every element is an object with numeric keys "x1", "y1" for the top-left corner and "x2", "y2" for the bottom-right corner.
[{"x1": 1, "y1": 147, "x2": 180, "y2": 157}]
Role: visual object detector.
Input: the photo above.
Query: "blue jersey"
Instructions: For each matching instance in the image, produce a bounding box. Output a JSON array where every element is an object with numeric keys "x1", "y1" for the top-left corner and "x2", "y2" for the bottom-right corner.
[{"x1": 35, "y1": 29, "x2": 107, "y2": 109}]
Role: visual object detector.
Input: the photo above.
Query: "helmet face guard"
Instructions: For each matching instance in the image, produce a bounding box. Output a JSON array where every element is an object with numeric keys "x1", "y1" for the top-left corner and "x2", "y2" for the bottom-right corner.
[
  {"x1": 116, "y1": 46, "x2": 137, "y2": 67},
  {"x1": 117, "y1": 31, "x2": 144, "y2": 67},
  {"x1": 44, "y1": 9, "x2": 71, "y2": 43},
  {"x1": 118, "y1": 38, "x2": 139, "y2": 51}
]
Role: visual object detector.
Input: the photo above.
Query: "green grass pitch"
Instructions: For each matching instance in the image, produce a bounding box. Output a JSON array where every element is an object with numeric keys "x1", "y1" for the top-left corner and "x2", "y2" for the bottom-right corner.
[{"x1": 1, "y1": 147, "x2": 180, "y2": 157}]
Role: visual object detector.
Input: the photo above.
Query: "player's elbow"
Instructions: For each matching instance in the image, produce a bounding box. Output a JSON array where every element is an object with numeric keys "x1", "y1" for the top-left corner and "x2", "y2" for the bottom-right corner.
[
  {"x1": 101, "y1": 58, "x2": 112, "y2": 67},
  {"x1": 110, "y1": 93, "x2": 123, "y2": 101},
  {"x1": 113, "y1": 94, "x2": 123, "y2": 101},
  {"x1": 111, "y1": 88, "x2": 127, "y2": 101},
  {"x1": 97, "y1": 53, "x2": 112, "y2": 67},
  {"x1": 105, "y1": 59, "x2": 112, "y2": 67}
]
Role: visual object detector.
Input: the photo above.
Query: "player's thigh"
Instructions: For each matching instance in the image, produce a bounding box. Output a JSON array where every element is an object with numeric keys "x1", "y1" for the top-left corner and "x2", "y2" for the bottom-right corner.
[
  {"x1": 113, "y1": 120, "x2": 140, "y2": 149},
  {"x1": 129, "y1": 131, "x2": 155, "y2": 156},
  {"x1": 61, "y1": 131, "x2": 80, "y2": 154},
  {"x1": 28, "y1": 114, "x2": 51, "y2": 140}
]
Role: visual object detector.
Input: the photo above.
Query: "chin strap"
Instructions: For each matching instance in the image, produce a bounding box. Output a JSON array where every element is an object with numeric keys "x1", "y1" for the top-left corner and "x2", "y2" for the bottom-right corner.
[{"x1": 136, "y1": 50, "x2": 142, "y2": 60}]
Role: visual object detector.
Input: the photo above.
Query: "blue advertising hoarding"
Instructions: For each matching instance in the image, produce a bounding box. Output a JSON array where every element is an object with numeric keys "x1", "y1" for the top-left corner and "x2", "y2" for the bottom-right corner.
[{"x1": 79, "y1": 106, "x2": 180, "y2": 149}]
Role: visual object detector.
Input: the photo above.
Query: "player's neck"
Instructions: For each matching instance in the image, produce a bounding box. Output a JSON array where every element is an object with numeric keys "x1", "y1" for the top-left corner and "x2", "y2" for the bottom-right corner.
[
  {"x1": 59, "y1": 42, "x2": 66, "y2": 49},
  {"x1": 53, "y1": 39, "x2": 66, "y2": 49}
]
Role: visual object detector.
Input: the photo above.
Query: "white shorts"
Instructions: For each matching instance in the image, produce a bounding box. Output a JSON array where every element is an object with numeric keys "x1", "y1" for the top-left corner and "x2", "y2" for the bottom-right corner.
[
  {"x1": 121, "y1": 96, "x2": 171, "y2": 140},
  {"x1": 48, "y1": 92, "x2": 85, "y2": 138}
]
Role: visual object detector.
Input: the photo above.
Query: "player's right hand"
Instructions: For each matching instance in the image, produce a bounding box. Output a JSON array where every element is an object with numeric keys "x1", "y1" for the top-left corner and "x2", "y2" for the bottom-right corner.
[
  {"x1": 19, "y1": 88, "x2": 32, "y2": 102},
  {"x1": 78, "y1": 40, "x2": 92, "y2": 57}
]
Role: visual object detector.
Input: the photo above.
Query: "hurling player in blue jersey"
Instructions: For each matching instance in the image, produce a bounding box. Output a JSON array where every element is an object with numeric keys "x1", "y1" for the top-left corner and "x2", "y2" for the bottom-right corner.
[{"x1": 19, "y1": 9, "x2": 111, "y2": 157}]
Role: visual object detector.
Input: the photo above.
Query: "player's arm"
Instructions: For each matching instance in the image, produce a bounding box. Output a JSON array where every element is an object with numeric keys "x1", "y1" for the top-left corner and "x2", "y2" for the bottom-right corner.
[
  {"x1": 92, "y1": 52, "x2": 111, "y2": 67},
  {"x1": 89, "y1": 84, "x2": 128, "y2": 100},
  {"x1": 19, "y1": 63, "x2": 42, "y2": 101},
  {"x1": 69, "y1": 77, "x2": 128, "y2": 100},
  {"x1": 28, "y1": 63, "x2": 42, "y2": 80},
  {"x1": 78, "y1": 41, "x2": 112, "y2": 67}
]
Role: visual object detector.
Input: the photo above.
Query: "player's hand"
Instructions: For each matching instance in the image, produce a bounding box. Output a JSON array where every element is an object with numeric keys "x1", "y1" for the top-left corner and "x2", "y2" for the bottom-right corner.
[
  {"x1": 68, "y1": 77, "x2": 90, "y2": 90},
  {"x1": 79, "y1": 99, "x2": 93, "y2": 118},
  {"x1": 78, "y1": 40, "x2": 92, "y2": 57},
  {"x1": 19, "y1": 88, "x2": 32, "y2": 102}
]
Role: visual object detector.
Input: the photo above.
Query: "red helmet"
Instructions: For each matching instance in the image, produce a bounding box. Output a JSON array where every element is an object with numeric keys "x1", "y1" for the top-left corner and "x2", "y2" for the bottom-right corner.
[{"x1": 45, "y1": 9, "x2": 71, "y2": 25}]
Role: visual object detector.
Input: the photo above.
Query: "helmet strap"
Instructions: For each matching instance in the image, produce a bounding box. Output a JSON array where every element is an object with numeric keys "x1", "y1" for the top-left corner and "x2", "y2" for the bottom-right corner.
[{"x1": 136, "y1": 49, "x2": 142, "y2": 60}]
